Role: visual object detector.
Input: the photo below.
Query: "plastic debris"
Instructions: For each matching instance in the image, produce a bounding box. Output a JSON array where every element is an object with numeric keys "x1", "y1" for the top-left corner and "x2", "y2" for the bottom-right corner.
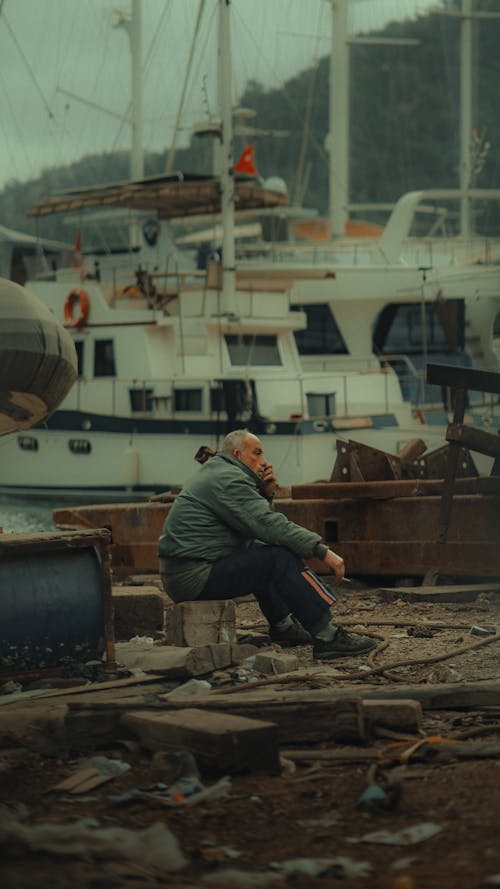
[
  {"x1": 470, "y1": 625, "x2": 493, "y2": 637},
  {"x1": 109, "y1": 775, "x2": 231, "y2": 808},
  {"x1": 202, "y1": 870, "x2": 283, "y2": 887},
  {"x1": 78, "y1": 756, "x2": 130, "y2": 776},
  {"x1": 0, "y1": 817, "x2": 187, "y2": 871},
  {"x1": 270, "y1": 856, "x2": 372, "y2": 878},
  {"x1": 231, "y1": 666, "x2": 260, "y2": 684},
  {"x1": 348, "y1": 822, "x2": 442, "y2": 845},
  {"x1": 356, "y1": 784, "x2": 391, "y2": 810},
  {"x1": 165, "y1": 678, "x2": 212, "y2": 698}
]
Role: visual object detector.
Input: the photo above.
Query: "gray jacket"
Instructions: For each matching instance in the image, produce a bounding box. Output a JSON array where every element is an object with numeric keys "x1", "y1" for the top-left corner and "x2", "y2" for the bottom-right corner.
[{"x1": 158, "y1": 453, "x2": 327, "y2": 601}]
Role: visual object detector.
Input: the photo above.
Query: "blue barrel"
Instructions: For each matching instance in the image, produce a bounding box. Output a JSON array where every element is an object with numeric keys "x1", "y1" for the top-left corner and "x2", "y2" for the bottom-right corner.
[{"x1": 0, "y1": 546, "x2": 105, "y2": 673}]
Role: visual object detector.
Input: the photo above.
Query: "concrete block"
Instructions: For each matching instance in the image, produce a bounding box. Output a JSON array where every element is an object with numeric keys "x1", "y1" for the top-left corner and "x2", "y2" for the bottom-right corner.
[
  {"x1": 253, "y1": 651, "x2": 300, "y2": 674},
  {"x1": 165, "y1": 600, "x2": 237, "y2": 647}
]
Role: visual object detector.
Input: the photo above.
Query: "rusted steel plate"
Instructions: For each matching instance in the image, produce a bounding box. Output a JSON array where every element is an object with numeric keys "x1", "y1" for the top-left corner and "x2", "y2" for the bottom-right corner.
[
  {"x1": 277, "y1": 496, "x2": 500, "y2": 545},
  {"x1": 335, "y1": 541, "x2": 500, "y2": 578},
  {"x1": 291, "y1": 477, "x2": 500, "y2": 500}
]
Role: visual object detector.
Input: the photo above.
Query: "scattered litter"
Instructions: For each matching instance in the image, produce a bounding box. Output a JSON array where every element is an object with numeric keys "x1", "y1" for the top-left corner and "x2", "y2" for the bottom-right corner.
[
  {"x1": 202, "y1": 869, "x2": 283, "y2": 887},
  {"x1": 427, "y1": 665, "x2": 463, "y2": 684},
  {"x1": 164, "y1": 678, "x2": 212, "y2": 698},
  {"x1": 407, "y1": 627, "x2": 434, "y2": 638},
  {"x1": 470, "y1": 625, "x2": 494, "y2": 637},
  {"x1": 0, "y1": 817, "x2": 188, "y2": 872},
  {"x1": 356, "y1": 784, "x2": 391, "y2": 810},
  {"x1": 279, "y1": 755, "x2": 296, "y2": 775},
  {"x1": 109, "y1": 775, "x2": 231, "y2": 807},
  {"x1": 297, "y1": 817, "x2": 339, "y2": 829},
  {"x1": 0, "y1": 681, "x2": 22, "y2": 695},
  {"x1": 391, "y1": 857, "x2": 418, "y2": 871},
  {"x1": 231, "y1": 666, "x2": 260, "y2": 684},
  {"x1": 52, "y1": 756, "x2": 130, "y2": 794},
  {"x1": 270, "y1": 856, "x2": 372, "y2": 878},
  {"x1": 348, "y1": 822, "x2": 442, "y2": 846},
  {"x1": 200, "y1": 845, "x2": 242, "y2": 862},
  {"x1": 150, "y1": 749, "x2": 201, "y2": 784},
  {"x1": 126, "y1": 636, "x2": 155, "y2": 649},
  {"x1": 79, "y1": 756, "x2": 131, "y2": 777}
]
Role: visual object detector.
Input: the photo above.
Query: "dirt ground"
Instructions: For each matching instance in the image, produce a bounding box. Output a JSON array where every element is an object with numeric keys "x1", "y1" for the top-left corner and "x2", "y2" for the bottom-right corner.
[{"x1": 2, "y1": 580, "x2": 500, "y2": 889}]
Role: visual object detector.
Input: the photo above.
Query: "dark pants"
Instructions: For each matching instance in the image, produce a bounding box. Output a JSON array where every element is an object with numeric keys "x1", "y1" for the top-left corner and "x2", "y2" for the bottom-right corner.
[{"x1": 199, "y1": 544, "x2": 334, "y2": 631}]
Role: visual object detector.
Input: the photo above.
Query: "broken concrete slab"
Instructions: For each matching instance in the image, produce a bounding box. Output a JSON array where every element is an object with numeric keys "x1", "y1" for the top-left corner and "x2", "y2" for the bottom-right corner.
[
  {"x1": 114, "y1": 640, "x2": 233, "y2": 677},
  {"x1": 121, "y1": 707, "x2": 281, "y2": 774},
  {"x1": 253, "y1": 651, "x2": 300, "y2": 674}
]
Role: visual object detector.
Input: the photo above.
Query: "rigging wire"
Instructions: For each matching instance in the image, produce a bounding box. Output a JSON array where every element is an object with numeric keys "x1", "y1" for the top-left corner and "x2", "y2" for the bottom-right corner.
[{"x1": 1, "y1": 11, "x2": 55, "y2": 122}]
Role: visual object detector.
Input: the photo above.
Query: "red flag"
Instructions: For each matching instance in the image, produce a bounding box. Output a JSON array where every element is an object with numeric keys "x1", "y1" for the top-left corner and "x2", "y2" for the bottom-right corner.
[
  {"x1": 72, "y1": 230, "x2": 88, "y2": 281},
  {"x1": 234, "y1": 145, "x2": 258, "y2": 176}
]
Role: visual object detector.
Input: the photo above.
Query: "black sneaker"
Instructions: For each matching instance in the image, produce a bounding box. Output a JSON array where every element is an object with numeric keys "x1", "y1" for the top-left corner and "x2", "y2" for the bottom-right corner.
[
  {"x1": 269, "y1": 617, "x2": 313, "y2": 647},
  {"x1": 313, "y1": 626, "x2": 376, "y2": 660}
]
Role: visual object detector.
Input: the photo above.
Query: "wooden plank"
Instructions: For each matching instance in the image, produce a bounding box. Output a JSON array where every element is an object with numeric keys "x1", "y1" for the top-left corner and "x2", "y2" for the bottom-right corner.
[
  {"x1": 163, "y1": 679, "x2": 500, "y2": 714},
  {"x1": 362, "y1": 699, "x2": 423, "y2": 734},
  {"x1": 0, "y1": 673, "x2": 166, "y2": 707},
  {"x1": 53, "y1": 768, "x2": 115, "y2": 794},
  {"x1": 377, "y1": 583, "x2": 500, "y2": 603},
  {"x1": 159, "y1": 694, "x2": 366, "y2": 745},
  {"x1": 121, "y1": 708, "x2": 281, "y2": 774}
]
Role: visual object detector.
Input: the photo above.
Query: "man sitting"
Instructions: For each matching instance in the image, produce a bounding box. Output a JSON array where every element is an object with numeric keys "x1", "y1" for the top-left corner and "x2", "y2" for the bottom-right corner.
[{"x1": 158, "y1": 429, "x2": 375, "y2": 660}]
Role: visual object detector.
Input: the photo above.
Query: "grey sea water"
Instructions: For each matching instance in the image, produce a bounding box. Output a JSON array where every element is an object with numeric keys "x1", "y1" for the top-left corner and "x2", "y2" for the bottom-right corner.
[{"x1": 0, "y1": 497, "x2": 57, "y2": 532}]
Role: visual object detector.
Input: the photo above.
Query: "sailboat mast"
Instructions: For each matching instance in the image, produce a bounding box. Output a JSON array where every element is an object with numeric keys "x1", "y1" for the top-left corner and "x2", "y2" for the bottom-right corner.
[
  {"x1": 130, "y1": 0, "x2": 144, "y2": 182},
  {"x1": 329, "y1": 0, "x2": 349, "y2": 239},
  {"x1": 459, "y1": 0, "x2": 473, "y2": 239},
  {"x1": 218, "y1": 0, "x2": 236, "y2": 314}
]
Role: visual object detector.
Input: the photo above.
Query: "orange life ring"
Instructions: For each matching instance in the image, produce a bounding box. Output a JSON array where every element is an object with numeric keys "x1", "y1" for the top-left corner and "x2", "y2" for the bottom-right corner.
[{"x1": 64, "y1": 289, "x2": 90, "y2": 327}]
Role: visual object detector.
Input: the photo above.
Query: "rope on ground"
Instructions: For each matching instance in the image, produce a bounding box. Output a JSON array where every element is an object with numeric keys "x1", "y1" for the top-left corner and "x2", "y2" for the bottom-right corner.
[{"x1": 338, "y1": 625, "x2": 500, "y2": 681}]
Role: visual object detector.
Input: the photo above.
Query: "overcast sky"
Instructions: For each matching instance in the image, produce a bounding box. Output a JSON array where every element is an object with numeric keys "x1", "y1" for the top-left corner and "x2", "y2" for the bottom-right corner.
[{"x1": 0, "y1": 0, "x2": 441, "y2": 191}]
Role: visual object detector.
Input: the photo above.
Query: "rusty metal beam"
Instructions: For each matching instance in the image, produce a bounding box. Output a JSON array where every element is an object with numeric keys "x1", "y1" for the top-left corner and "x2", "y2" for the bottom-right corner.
[
  {"x1": 426, "y1": 363, "x2": 500, "y2": 395},
  {"x1": 290, "y1": 477, "x2": 500, "y2": 501}
]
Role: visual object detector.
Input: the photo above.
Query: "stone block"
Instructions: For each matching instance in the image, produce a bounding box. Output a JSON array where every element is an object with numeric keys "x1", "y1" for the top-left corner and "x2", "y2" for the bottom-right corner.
[
  {"x1": 253, "y1": 651, "x2": 299, "y2": 674},
  {"x1": 165, "y1": 600, "x2": 237, "y2": 647}
]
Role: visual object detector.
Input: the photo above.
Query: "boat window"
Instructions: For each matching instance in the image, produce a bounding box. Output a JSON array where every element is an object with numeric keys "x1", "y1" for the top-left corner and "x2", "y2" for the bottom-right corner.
[
  {"x1": 307, "y1": 392, "x2": 336, "y2": 417},
  {"x1": 174, "y1": 388, "x2": 203, "y2": 412},
  {"x1": 224, "y1": 334, "x2": 282, "y2": 366},
  {"x1": 373, "y1": 300, "x2": 465, "y2": 355},
  {"x1": 129, "y1": 388, "x2": 154, "y2": 412},
  {"x1": 94, "y1": 339, "x2": 116, "y2": 376},
  {"x1": 291, "y1": 304, "x2": 348, "y2": 355},
  {"x1": 74, "y1": 341, "x2": 84, "y2": 377}
]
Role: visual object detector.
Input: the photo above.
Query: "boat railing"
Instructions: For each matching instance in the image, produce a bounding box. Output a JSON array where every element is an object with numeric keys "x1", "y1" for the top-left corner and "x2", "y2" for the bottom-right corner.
[{"x1": 67, "y1": 364, "x2": 412, "y2": 422}]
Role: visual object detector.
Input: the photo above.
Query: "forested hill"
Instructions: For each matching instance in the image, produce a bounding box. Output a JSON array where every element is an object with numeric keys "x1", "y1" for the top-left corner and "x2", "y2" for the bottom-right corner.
[{"x1": 1, "y1": 3, "x2": 500, "y2": 242}]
